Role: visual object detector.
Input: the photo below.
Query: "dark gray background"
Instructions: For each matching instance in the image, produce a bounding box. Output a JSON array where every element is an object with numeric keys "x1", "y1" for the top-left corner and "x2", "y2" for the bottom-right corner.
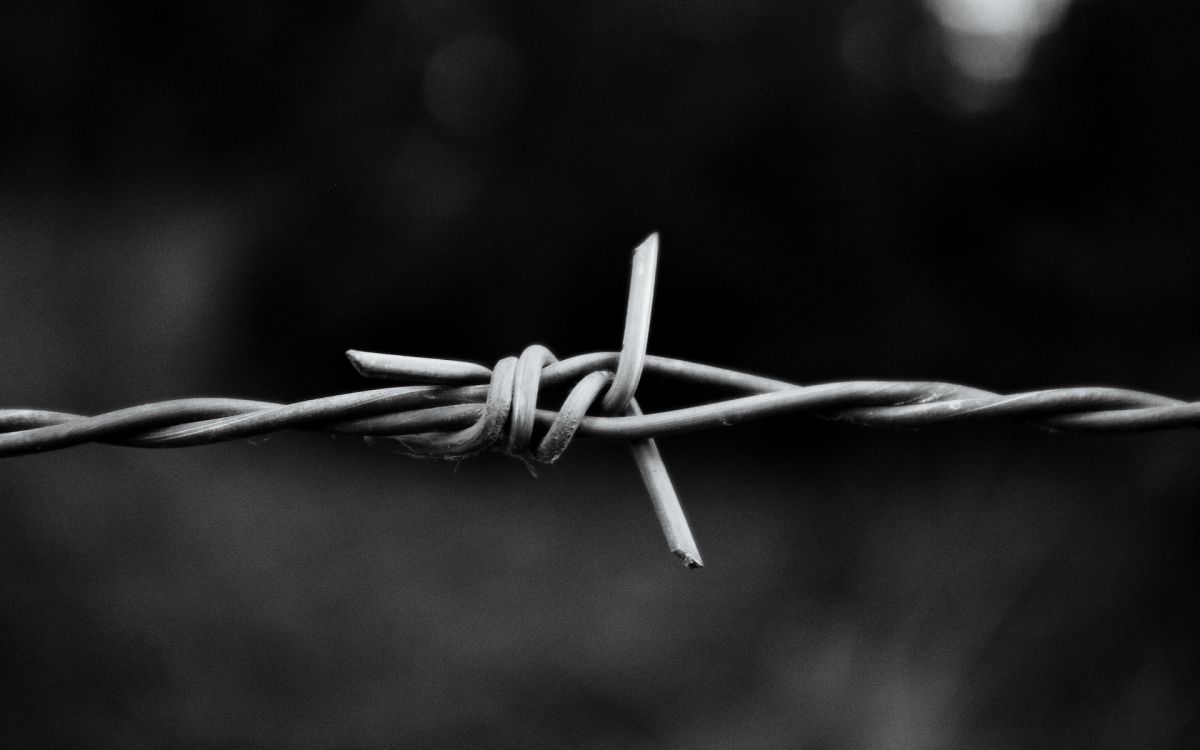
[{"x1": 2, "y1": 0, "x2": 1198, "y2": 747}]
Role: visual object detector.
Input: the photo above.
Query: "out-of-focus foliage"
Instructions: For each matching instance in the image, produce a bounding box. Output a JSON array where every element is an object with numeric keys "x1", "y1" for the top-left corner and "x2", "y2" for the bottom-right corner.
[{"x1": 1, "y1": 1, "x2": 1198, "y2": 747}]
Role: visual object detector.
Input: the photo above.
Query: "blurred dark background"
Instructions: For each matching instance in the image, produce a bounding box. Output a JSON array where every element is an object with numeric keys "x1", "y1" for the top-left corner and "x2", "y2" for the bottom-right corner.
[{"x1": 2, "y1": 0, "x2": 1199, "y2": 747}]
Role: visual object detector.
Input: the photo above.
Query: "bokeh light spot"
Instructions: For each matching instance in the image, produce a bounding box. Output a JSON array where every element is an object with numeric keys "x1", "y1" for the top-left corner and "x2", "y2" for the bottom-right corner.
[{"x1": 926, "y1": 0, "x2": 1074, "y2": 109}]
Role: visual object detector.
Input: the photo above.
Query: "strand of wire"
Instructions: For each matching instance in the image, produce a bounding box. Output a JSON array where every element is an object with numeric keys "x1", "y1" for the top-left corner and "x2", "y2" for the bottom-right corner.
[{"x1": 2, "y1": 349, "x2": 1197, "y2": 460}]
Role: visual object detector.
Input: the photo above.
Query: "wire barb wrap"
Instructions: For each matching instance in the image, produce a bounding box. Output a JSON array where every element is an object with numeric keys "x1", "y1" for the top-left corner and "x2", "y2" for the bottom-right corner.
[{"x1": 361, "y1": 345, "x2": 623, "y2": 465}]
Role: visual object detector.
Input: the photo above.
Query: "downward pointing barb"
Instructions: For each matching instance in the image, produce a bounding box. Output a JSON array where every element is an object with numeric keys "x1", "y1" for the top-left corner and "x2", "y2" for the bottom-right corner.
[{"x1": 627, "y1": 400, "x2": 703, "y2": 568}]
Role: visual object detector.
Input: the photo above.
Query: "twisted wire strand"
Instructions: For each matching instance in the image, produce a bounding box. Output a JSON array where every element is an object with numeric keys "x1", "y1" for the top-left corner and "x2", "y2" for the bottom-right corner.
[
  {"x1": 1, "y1": 349, "x2": 1197, "y2": 460},
  {"x1": 17, "y1": 233, "x2": 1191, "y2": 572}
]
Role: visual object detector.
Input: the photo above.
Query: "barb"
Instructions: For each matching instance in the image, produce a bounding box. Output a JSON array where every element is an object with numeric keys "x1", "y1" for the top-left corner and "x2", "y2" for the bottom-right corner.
[
  {"x1": 602, "y1": 234, "x2": 702, "y2": 567},
  {"x1": 3, "y1": 234, "x2": 1199, "y2": 567}
]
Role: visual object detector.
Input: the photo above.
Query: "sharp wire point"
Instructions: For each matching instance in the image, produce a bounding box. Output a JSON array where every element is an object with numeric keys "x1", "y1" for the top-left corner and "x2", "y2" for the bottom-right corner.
[{"x1": 627, "y1": 400, "x2": 702, "y2": 568}]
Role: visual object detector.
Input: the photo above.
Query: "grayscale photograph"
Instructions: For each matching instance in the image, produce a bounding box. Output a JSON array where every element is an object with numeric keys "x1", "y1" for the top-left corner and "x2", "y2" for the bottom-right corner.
[{"x1": 1, "y1": 0, "x2": 1197, "y2": 747}]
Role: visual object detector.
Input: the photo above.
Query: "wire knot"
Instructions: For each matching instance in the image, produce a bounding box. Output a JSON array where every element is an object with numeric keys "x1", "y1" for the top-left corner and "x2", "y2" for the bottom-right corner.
[
  {"x1": 359, "y1": 230, "x2": 659, "y2": 465},
  {"x1": 365, "y1": 345, "x2": 622, "y2": 465}
]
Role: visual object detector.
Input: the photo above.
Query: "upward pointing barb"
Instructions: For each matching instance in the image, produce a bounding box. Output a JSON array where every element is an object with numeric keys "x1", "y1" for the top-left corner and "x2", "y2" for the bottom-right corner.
[{"x1": 602, "y1": 233, "x2": 658, "y2": 414}]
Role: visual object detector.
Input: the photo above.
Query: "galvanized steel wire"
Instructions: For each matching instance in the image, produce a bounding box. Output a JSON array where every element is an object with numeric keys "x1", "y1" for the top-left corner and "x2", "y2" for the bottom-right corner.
[
  {"x1": 3, "y1": 232, "x2": 1197, "y2": 566},
  {"x1": 3, "y1": 350, "x2": 1196, "y2": 460}
]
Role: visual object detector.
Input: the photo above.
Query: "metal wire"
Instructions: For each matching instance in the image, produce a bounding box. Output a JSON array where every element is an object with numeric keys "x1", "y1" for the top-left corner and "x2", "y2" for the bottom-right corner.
[
  {"x1": 2, "y1": 351, "x2": 1196, "y2": 460},
  {"x1": 4, "y1": 232, "x2": 1197, "y2": 567}
]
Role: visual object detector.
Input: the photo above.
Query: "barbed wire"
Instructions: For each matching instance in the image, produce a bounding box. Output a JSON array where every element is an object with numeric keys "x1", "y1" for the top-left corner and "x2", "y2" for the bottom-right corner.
[
  {"x1": 3, "y1": 351, "x2": 1196, "y2": 460},
  {"x1": 3, "y1": 234, "x2": 1197, "y2": 566}
]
